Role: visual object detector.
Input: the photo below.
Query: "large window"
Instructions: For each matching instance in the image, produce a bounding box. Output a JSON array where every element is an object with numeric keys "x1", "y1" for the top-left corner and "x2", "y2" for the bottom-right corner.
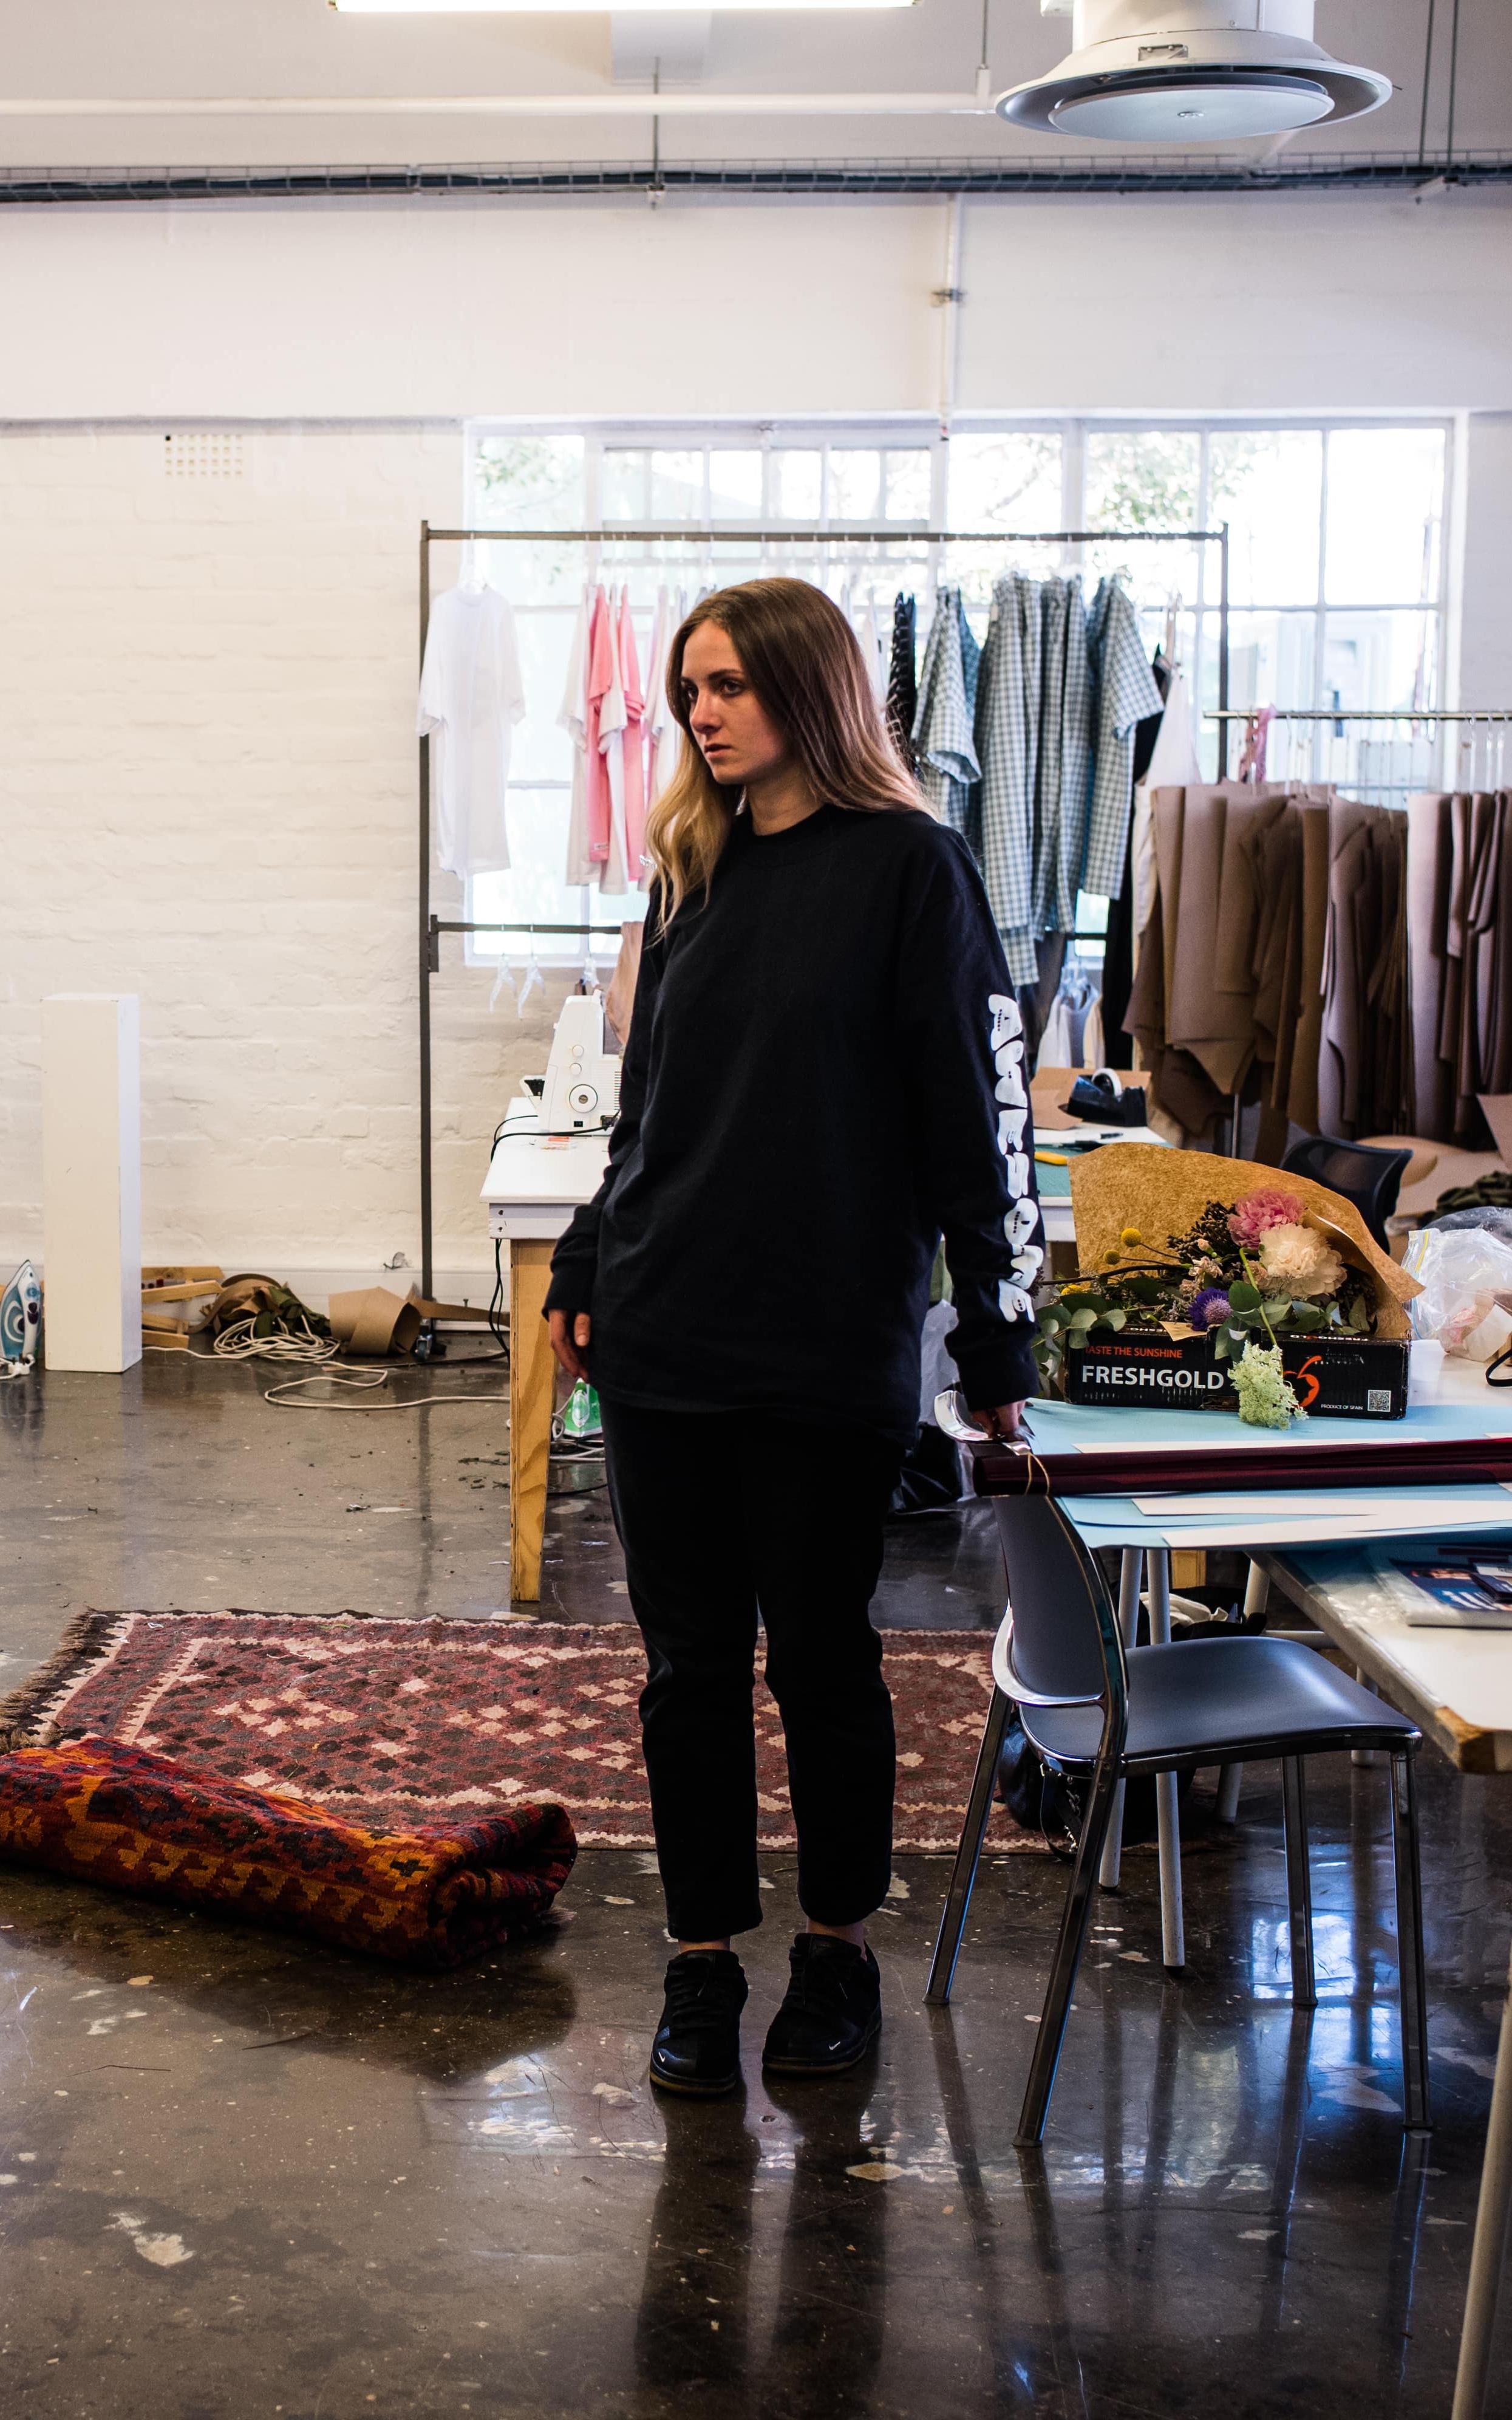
[{"x1": 460, "y1": 417, "x2": 1451, "y2": 957}]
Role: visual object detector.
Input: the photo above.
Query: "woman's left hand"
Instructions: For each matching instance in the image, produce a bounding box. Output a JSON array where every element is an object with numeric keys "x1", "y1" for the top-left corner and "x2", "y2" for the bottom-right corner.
[{"x1": 969, "y1": 1401, "x2": 1029, "y2": 1441}]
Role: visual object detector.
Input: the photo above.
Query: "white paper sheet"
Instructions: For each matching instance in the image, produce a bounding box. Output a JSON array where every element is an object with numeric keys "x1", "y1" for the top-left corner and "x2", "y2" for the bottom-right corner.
[
  {"x1": 1130, "y1": 1491, "x2": 1511, "y2": 1522},
  {"x1": 1076, "y1": 1505, "x2": 1512, "y2": 1550}
]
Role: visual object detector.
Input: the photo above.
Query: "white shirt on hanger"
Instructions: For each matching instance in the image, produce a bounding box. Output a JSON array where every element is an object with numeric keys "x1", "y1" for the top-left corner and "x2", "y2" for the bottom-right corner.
[
  {"x1": 642, "y1": 584, "x2": 685, "y2": 817},
  {"x1": 1131, "y1": 663, "x2": 1202, "y2": 943},
  {"x1": 416, "y1": 584, "x2": 525, "y2": 879}
]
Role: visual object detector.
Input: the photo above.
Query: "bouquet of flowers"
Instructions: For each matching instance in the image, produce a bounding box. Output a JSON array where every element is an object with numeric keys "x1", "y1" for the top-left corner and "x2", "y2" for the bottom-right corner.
[{"x1": 1036, "y1": 1181, "x2": 1386, "y2": 1427}]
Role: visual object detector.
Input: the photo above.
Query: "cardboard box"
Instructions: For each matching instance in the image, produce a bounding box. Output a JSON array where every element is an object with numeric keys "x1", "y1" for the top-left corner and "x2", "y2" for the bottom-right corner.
[{"x1": 1064, "y1": 1328, "x2": 1411, "y2": 1419}]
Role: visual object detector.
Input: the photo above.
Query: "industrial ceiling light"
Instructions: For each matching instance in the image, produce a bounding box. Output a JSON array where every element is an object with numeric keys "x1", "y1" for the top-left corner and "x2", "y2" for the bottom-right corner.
[
  {"x1": 330, "y1": 0, "x2": 916, "y2": 11},
  {"x1": 997, "y1": 0, "x2": 1391, "y2": 140}
]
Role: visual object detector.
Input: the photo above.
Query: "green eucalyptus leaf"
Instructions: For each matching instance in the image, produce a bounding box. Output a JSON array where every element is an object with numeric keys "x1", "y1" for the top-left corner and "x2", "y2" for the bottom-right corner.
[
  {"x1": 1228, "y1": 1280, "x2": 1261, "y2": 1312},
  {"x1": 1102, "y1": 1307, "x2": 1128, "y2": 1331}
]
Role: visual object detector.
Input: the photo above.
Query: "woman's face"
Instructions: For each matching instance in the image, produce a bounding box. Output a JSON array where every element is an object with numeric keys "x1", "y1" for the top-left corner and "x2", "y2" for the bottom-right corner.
[{"x1": 679, "y1": 621, "x2": 791, "y2": 790}]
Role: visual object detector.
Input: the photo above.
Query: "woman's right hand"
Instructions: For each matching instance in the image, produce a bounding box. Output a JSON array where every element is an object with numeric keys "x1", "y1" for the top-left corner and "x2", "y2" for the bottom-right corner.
[{"x1": 548, "y1": 1309, "x2": 592, "y2": 1380}]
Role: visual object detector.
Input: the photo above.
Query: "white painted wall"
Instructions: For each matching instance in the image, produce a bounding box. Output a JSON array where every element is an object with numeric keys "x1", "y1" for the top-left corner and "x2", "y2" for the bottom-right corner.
[
  {"x1": 3, "y1": 194, "x2": 1511, "y2": 421},
  {"x1": 2, "y1": 192, "x2": 1511, "y2": 1279}
]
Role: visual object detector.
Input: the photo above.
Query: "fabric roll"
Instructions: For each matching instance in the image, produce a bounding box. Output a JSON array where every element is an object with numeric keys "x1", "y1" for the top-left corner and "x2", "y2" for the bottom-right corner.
[{"x1": 0, "y1": 1738, "x2": 576, "y2": 1970}]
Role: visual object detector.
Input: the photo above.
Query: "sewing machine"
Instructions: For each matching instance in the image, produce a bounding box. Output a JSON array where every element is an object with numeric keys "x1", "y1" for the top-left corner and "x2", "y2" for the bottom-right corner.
[{"x1": 524, "y1": 992, "x2": 621, "y2": 1135}]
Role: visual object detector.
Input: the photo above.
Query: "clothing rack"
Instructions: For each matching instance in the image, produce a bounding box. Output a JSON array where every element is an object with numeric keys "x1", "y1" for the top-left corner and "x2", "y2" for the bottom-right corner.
[
  {"x1": 1205, "y1": 705, "x2": 1512, "y2": 796},
  {"x1": 418, "y1": 517, "x2": 1233, "y2": 1297}
]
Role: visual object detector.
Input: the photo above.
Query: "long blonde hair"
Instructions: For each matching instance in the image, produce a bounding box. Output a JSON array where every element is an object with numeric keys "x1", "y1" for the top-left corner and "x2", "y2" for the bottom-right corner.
[{"x1": 644, "y1": 577, "x2": 924, "y2": 925}]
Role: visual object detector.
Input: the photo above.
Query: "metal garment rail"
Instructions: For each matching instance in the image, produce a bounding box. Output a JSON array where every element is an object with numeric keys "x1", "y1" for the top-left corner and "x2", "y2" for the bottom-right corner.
[
  {"x1": 418, "y1": 517, "x2": 1232, "y2": 1297},
  {"x1": 1205, "y1": 705, "x2": 1512, "y2": 793}
]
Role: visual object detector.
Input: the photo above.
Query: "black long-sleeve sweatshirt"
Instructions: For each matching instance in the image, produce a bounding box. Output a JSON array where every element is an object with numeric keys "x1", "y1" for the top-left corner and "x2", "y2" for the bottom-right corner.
[{"x1": 545, "y1": 802, "x2": 1044, "y2": 1440}]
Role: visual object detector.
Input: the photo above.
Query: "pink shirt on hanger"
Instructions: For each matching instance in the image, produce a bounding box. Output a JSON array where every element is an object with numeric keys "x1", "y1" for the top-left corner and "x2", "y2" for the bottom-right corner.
[
  {"x1": 618, "y1": 589, "x2": 647, "y2": 882},
  {"x1": 585, "y1": 587, "x2": 615, "y2": 864}
]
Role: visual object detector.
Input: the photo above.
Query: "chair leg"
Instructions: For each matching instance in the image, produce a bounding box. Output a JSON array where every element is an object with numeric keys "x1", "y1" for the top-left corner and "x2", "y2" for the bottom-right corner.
[
  {"x1": 1098, "y1": 1546, "x2": 1142, "y2": 1892},
  {"x1": 1016, "y1": 1755, "x2": 1120, "y2": 2147},
  {"x1": 1391, "y1": 1748, "x2": 1433, "y2": 2133},
  {"x1": 1146, "y1": 1550, "x2": 1186, "y2": 1972},
  {"x1": 1281, "y1": 1756, "x2": 1316, "y2": 2009},
  {"x1": 925, "y1": 1684, "x2": 1013, "y2": 2006},
  {"x1": 1216, "y1": 1561, "x2": 1269, "y2": 1822}
]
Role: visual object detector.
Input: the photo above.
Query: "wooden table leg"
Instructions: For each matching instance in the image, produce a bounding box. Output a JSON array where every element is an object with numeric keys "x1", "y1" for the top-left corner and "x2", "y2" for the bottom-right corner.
[
  {"x1": 1452, "y1": 1938, "x2": 1512, "y2": 2419},
  {"x1": 508, "y1": 1238, "x2": 556, "y2": 1605}
]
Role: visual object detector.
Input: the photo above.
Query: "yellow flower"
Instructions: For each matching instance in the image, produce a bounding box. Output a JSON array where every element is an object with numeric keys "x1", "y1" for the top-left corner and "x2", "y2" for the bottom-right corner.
[{"x1": 1120, "y1": 1226, "x2": 1142, "y2": 1248}]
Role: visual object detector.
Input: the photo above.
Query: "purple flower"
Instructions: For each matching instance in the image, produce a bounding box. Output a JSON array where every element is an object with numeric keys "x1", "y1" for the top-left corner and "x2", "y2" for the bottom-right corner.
[{"x1": 1189, "y1": 1287, "x2": 1231, "y2": 1331}]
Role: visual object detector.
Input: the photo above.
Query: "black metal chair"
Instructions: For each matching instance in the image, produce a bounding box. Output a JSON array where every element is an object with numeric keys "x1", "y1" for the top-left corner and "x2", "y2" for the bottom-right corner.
[
  {"x1": 925, "y1": 1491, "x2": 1432, "y2": 2146},
  {"x1": 1281, "y1": 1133, "x2": 1413, "y2": 1249}
]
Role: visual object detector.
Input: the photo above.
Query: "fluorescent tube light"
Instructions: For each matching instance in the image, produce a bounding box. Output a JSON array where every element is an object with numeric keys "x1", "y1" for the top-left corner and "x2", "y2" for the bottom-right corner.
[{"x1": 331, "y1": 1, "x2": 915, "y2": 12}]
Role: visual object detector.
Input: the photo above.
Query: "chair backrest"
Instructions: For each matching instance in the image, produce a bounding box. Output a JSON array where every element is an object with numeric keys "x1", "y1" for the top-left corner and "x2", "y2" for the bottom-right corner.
[
  {"x1": 990, "y1": 1492, "x2": 1126, "y2": 1710},
  {"x1": 1280, "y1": 1133, "x2": 1412, "y2": 1249}
]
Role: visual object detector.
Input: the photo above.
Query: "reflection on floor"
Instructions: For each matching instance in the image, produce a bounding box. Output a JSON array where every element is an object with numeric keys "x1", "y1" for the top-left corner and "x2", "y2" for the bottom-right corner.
[{"x1": 1, "y1": 1354, "x2": 1509, "y2": 2416}]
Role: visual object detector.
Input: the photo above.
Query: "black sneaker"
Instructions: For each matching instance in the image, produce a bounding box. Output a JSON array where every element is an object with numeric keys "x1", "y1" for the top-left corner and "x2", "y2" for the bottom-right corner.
[
  {"x1": 761, "y1": 1933, "x2": 882, "y2": 2076},
  {"x1": 649, "y1": 1950, "x2": 748, "y2": 2097}
]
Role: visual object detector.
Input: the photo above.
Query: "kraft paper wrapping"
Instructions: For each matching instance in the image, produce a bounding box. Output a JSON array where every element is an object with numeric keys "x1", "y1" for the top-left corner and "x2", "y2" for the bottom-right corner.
[{"x1": 1068, "y1": 1141, "x2": 1421, "y2": 1338}]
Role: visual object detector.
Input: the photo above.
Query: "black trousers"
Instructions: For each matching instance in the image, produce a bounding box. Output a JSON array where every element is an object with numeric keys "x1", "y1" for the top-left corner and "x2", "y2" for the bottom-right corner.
[{"x1": 599, "y1": 1398, "x2": 904, "y2": 1942}]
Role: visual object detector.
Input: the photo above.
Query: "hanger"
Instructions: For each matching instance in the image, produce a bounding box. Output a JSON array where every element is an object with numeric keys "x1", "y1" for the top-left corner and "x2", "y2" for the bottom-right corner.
[{"x1": 516, "y1": 927, "x2": 545, "y2": 1017}]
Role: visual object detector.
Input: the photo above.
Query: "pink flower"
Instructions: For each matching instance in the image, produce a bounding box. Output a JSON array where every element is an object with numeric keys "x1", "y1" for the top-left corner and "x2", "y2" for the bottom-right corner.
[{"x1": 1228, "y1": 1188, "x2": 1307, "y2": 1249}]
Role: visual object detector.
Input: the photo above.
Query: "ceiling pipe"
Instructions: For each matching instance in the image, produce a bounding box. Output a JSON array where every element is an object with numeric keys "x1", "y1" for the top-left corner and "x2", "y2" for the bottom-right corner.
[{"x1": 0, "y1": 91, "x2": 993, "y2": 118}]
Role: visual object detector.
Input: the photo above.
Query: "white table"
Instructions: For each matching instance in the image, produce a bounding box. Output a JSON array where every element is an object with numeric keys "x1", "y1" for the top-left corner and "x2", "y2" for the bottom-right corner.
[
  {"x1": 480, "y1": 1106, "x2": 610, "y2": 1602},
  {"x1": 1031, "y1": 1120, "x2": 1169, "y2": 1246},
  {"x1": 1256, "y1": 1512, "x2": 1512, "y2": 2418},
  {"x1": 1023, "y1": 1351, "x2": 1512, "y2": 2420}
]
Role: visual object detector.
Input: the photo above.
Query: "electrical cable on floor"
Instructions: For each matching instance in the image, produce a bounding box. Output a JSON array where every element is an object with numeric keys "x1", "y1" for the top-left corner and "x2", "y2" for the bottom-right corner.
[
  {"x1": 211, "y1": 1311, "x2": 342, "y2": 1364},
  {"x1": 142, "y1": 1328, "x2": 511, "y2": 1409},
  {"x1": 262, "y1": 1366, "x2": 512, "y2": 1410}
]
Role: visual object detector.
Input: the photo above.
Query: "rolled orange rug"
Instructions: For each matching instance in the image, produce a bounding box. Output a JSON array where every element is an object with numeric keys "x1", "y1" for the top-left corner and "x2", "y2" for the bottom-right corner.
[{"x1": 0, "y1": 1738, "x2": 576, "y2": 1968}]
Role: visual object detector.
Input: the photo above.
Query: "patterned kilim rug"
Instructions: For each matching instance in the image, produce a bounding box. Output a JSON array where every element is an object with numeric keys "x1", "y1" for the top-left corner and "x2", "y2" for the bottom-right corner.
[{"x1": 0, "y1": 1610, "x2": 1033, "y2": 1854}]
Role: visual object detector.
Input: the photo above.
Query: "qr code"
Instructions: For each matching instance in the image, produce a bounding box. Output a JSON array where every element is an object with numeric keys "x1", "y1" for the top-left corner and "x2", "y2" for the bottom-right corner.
[{"x1": 1366, "y1": 1388, "x2": 1392, "y2": 1413}]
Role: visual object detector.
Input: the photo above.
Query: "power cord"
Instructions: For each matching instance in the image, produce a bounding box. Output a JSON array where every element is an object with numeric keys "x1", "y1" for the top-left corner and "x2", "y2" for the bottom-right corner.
[{"x1": 488, "y1": 1236, "x2": 511, "y2": 1360}]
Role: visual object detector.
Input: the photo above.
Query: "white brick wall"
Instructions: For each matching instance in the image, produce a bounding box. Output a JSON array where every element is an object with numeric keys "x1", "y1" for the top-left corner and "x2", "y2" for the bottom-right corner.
[{"x1": 1, "y1": 424, "x2": 576, "y2": 1279}]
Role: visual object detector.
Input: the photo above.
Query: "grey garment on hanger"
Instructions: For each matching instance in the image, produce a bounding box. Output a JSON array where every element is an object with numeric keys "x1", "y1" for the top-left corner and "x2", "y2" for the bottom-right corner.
[
  {"x1": 974, "y1": 572, "x2": 1043, "y2": 985},
  {"x1": 1032, "y1": 574, "x2": 1092, "y2": 940},
  {"x1": 1085, "y1": 578, "x2": 1166, "y2": 899},
  {"x1": 912, "y1": 587, "x2": 981, "y2": 842}
]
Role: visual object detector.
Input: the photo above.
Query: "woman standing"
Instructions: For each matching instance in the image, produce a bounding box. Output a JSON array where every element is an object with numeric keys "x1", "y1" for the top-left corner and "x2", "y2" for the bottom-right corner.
[{"x1": 547, "y1": 578, "x2": 1042, "y2": 2096}]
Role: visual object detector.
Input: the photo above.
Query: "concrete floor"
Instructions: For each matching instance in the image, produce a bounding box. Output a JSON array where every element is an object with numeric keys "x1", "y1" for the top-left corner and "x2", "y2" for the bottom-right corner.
[{"x1": 1, "y1": 1350, "x2": 1510, "y2": 2418}]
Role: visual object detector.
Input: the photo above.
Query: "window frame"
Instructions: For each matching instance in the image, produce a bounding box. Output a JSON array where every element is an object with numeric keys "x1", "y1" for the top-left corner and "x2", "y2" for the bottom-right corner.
[{"x1": 461, "y1": 412, "x2": 1456, "y2": 957}]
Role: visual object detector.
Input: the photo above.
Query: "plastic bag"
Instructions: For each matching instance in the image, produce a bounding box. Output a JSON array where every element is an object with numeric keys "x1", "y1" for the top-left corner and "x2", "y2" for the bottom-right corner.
[{"x1": 1402, "y1": 1225, "x2": 1512, "y2": 1358}]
